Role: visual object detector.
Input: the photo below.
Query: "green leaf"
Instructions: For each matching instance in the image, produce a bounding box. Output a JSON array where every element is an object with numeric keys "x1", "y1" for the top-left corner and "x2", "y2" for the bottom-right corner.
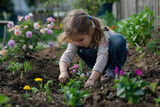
[
  {"x1": 117, "y1": 87, "x2": 125, "y2": 96},
  {"x1": 150, "y1": 83, "x2": 157, "y2": 93},
  {"x1": 133, "y1": 89, "x2": 144, "y2": 95}
]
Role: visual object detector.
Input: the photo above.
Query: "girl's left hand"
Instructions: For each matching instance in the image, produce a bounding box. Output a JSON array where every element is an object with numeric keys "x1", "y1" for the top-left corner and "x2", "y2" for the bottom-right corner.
[{"x1": 84, "y1": 79, "x2": 95, "y2": 88}]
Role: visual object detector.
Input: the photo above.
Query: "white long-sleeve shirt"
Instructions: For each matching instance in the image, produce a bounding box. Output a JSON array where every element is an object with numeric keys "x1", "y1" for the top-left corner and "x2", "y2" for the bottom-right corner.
[{"x1": 60, "y1": 29, "x2": 116, "y2": 74}]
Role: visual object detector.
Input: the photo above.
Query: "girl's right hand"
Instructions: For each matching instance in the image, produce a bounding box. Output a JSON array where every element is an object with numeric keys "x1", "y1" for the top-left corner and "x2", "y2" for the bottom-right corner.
[{"x1": 58, "y1": 72, "x2": 70, "y2": 84}]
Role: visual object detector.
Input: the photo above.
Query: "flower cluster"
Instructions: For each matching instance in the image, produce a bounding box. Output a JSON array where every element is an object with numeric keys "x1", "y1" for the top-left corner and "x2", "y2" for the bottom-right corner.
[
  {"x1": 70, "y1": 64, "x2": 80, "y2": 74},
  {"x1": 7, "y1": 13, "x2": 56, "y2": 56},
  {"x1": 113, "y1": 67, "x2": 150, "y2": 104}
]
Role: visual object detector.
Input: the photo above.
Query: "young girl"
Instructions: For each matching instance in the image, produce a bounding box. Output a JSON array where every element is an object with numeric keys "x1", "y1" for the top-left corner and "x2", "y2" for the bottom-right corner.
[{"x1": 58, "y1": 9, "x2": 128, "y2": 88}]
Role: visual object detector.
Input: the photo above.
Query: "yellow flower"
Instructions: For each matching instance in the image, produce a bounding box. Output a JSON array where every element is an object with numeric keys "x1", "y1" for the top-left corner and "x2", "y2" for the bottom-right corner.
[
  {"x1": 34, "y1": 78, "x2": 42, "y2": 82},
  {"x1": 23, "y1": 85, "x2": 31, "y2": 90}
]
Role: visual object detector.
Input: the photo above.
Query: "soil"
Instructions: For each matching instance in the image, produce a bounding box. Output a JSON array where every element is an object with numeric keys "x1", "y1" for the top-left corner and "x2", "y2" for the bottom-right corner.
[{"x1": 0, "y1": 46, "x2": 160, "y2": 107}]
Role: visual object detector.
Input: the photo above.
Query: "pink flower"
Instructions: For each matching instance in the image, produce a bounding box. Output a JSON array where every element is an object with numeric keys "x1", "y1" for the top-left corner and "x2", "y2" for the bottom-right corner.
[
  {"x1": 49, "y1": 42, "x2": 54, "y2": 48},
  {"x1": 114, "y1": 66, "x2": 118, "y2": 75},
  {"x1": 74, "y1": 64, "x2": 79, "y2": 69},
  {"x1": 135, "y1": 69, "x2": 142, "y2": 76},
  {"x1": 25, "y1": 15, "x2": 30, "y2": 21},
  {"x1": 7, "y1": 22, "x2": 14, "y2": 28},
  {"x1": 72, "y1": 69, "x2": 76, "y2": 73},
  {"x1": 119, "y1": 70, "x2": 124, "y2": 76},
  {"x1": 54, "y1": 26, "x2": 59, "y2": 30},
  {"x1": 26, "y1": 31, "x2": 32, "y2": 38},
  {"x1": 14, "y1": 30, "x2": 21, "y2": 36},
  {"x1": 47, "y1": 29, "x2": 53, "y2": 35},
  {"x1": 47, "y1": 24, "x2": 53, "y2": 29},
  {"x1": 18, "y1": 16, "x2": 23, "y2": 21},
  {"x1": 8, "y1": 40, "x2": 15, "y2": 47}
]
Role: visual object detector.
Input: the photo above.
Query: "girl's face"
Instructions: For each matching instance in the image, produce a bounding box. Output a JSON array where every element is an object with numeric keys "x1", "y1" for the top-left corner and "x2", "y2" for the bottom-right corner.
[{"x1": 69, "y1": 33, "x2": 93, "y2": 48}]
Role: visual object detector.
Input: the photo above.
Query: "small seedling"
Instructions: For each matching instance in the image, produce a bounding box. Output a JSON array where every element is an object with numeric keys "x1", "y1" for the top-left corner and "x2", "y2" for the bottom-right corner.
[
  {"x1": 6, "y1": 61, "x2": 23, "y2": 75},
  {"x1": 44, "y1": 80, "x2": 53, "y2": 102}
]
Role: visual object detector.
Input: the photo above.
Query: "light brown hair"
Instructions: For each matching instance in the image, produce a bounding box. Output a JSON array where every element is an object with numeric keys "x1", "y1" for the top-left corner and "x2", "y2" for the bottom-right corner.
[{"x1": 58, "y1": 9, "x2": 105, "y2": 47}]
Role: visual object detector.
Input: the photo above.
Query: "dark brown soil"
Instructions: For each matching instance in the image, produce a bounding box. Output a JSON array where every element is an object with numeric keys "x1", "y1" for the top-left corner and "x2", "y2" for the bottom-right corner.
[{"x1": 0, "y1": 46, "x2": 160, "y2": 107}]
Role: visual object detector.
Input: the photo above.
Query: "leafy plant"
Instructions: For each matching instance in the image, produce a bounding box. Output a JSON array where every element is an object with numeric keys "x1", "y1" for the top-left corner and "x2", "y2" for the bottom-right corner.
[
  {"x1": 30, "y1": 87, "x2": 38, "y2": 95},
  {"x1": 113, "y1": 70, "x2": 150, "y2": 104},
  {"x1": 6, "y1": 61, "x2": 23, "y2": 75},
  {"x1": 117, "y1": 6, "x2": 156, "y2": 46},
  {"x1": 0, "y1": 94, "x2": 11, "y2": 107},
  {"x1": 24, "y1": 60, "x2": 33, "y2": 72},
  {"x1": 59, "y1": 77, "x2": 89, "y2": 106},
  {"x1": 146, "y1": 39, "x2": 160, "y2": 55},
  {"x1": 44, "y1": 80, "x2": 54, "y2": 102},
  {"x1": 155, "y1": 96, "x2": 160, "y2": 107},
  {"x1": 98, "y1": 11, "x2": 117, "y2": 27}
]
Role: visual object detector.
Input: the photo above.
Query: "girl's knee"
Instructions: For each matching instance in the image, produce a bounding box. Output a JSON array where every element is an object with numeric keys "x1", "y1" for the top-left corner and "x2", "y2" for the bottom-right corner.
[{"x1": 109, "y1": 34, "x2": 126, "y2": 48}]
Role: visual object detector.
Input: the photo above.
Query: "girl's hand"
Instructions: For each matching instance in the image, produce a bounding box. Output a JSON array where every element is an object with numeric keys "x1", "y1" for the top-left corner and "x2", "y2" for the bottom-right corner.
[
  {"x1": 58, "y1": 72, "x2": 70, "y2": 84},
  {"x1": 84, "y1": 79, "x2": 95, "y2": 88}
]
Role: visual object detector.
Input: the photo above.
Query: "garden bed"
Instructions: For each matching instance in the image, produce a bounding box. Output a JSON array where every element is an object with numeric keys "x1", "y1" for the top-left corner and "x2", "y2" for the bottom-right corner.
[{"x1": 0, "y1": 46, "x2": 160, "y2": 107}]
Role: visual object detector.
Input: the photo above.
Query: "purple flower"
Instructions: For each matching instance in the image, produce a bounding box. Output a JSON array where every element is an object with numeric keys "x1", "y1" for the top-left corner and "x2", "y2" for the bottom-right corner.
[
  {"x1": 49, "y1": 42, "x2": 54, "y2": 48},
  {"x1": 74, "y1": 64, "x2": 79, "y2": 69},
  {"x1": 114, "y1": 66, "x2": 118, "y2": 75},
  {"x1": 135, "y1": 69, "x2": 142, "y2": 76},
  {"x1": 26, "y1": 31, "x2": 32, "y2": 38},
  {"x1": 7, "y1": 22, "x2": 14, "y2": 28},
  {"x1": 47, "y1": 17, "x2": 55, "y2": 22},
  {"x1": 47, "y1": 29, "x2": 53, "y2": 35},
  {"x1": 119, "y1": 70, "x2": 124, "y2": 76},
  {"x1": 8, "y1": 40, "x2": 15, "y2": 47},
  {"x1": 72, "y1": 69, "x2": 76, "y2": 73}
]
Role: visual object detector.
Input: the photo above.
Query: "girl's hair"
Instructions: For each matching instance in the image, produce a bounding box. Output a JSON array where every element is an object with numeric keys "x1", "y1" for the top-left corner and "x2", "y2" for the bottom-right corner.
[{"x1": 58, "y1": 9, "x2": 105, "y2": 47}]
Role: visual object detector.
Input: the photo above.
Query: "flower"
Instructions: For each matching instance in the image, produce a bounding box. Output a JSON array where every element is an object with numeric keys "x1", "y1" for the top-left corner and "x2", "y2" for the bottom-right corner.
[
  {"x1": 72, "y1": 69, "x2": 76, "y2": 73},
  {"x1": 135, "y1": 69, "x2": 142, "y2": 76},
  {"x1": 25, "y1": 15, "x2": 30, "y2": 21},
  {"x1": 7, "y1": 22, "x2": 14, "y2": 28},
  {"x1": 119, "y1": 70, "x2": 124, "y2": 76},
  {"x1": 40, "y1": 29, "x2": 45, "y2": 34},
  {"x1": 8, "y1": 40, "x2": 15, "y2": 47},
  {"x1": 47, "y1": 24, "x2": 53, "y2": 29},
  {"x1": 26, "y1": 31, "x2": 32, "y2": 38},
  {"x1": 9, "y1": 27, "x2": 14, "y2": 32},
  {"x1": 114, "y1": 66, "x2": 118, "y2": 75},
  {"x1": 14, "y1": 30, "x2": 21, "y2": 36},
  {"x1": 14, "y1": 25, "x2": 20, "y2": 30},
  {"x1": 34, "y1": 22, "x2": 40, "y2": 29},
  {"x1": 23, "y1": 85, "x2": 31, "y2": 90},
  {"x1": 34, "y1": 78, "x2": 43, "y2": 82},
  {"x1": 47, "y1": 29, "x2": 53, "y2": 35},
  {"x1": 18, "y1": 16, "x2": 23, "y2": 21},
  {"x1": 74, "y1": 64, "x2": 79, "y2": 69},
  {"x1": 29, "y1": 45, "x2": 33, "y2": 49},
  {"x1": 23, "y1": 45, "x2": 26, "y2": 51},
  {"x1": 49, "y1": 42, "x2": 54, "y2": 48},
  {"x1": 29, "y1": 13, "x2": 33, "y2": 17},
  {"x1": 47, "y1": 17, "x2": 55, "y2": 22},
  {"x1": 54, "y1": 26, "x2": 59, "y2": 30}
]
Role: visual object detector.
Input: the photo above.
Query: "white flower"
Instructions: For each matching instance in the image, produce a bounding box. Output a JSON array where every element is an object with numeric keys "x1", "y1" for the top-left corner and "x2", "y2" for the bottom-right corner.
[
  {"x1": 40, "y1": 29, "x2": 45, "y2": 34},
  {"x1": 29, "y1": 13, "x2": 33, "y2": 17},
  {"x1": 47, "y1": 24, "x2": 53, "y2": 29},
  {"x1": 24, "y1": 26, "x2": 28, "y2": 29},
  {"x1": 34, "y1": 22, "x2": 40, "y2": 30},
  {"x1": 29, "y1": 45, "x2": 33, "y2": 49}
]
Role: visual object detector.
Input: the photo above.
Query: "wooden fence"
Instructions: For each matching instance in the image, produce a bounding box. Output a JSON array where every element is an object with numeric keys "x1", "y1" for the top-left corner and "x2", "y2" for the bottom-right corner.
[{"x1": 112, "y1": 0, "x2": 160, "y2": 29}]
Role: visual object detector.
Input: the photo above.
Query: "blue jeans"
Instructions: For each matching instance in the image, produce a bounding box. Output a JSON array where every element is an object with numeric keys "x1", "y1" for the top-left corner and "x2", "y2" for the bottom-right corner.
[{"x1": 77, "y1": 34, "x2": 127, "y2": 74}]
